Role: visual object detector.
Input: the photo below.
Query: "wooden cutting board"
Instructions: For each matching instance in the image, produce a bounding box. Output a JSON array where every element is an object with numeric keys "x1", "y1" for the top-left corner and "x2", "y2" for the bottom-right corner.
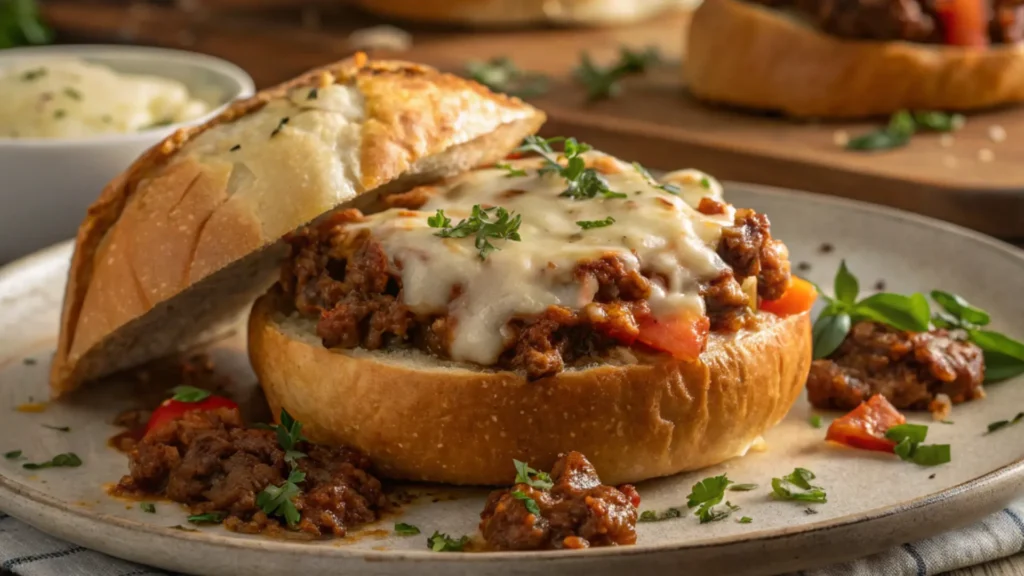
[{"x1": 40, "y1": 2, "x2": 1024, "y2": 237}]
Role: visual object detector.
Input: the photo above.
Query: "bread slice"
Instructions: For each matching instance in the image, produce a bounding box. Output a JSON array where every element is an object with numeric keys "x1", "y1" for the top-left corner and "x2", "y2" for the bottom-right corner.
[
  {"x1": 50, "y1": 54, "x2": 545, "y2": 398},
  {"x1": 686, "y1": 0, "x2": 1024, "y2": 118},
  {"x1": 248, "y1": 289, "x2": 811, "y2": 486},
  {"x1": 353, "y1": 0, "x2": 691, "y2": 27}
]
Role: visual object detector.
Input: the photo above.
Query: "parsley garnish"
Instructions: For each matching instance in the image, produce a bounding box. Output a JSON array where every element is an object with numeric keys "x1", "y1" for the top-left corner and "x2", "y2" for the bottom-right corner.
[
  {"x1": 738, "y1": 516, "x2": 753, "y2": 524},
  {"x1": 632, "y1": 162, "x2": 680, "y2": 195},
  {"x1": 394, "y1": 522, "x2": 420, "y2": 536},
  {"x1": 53, "y1": 109, "x2": 66, "y2": 120},
  {"x1": 141, "y1": 502, "x2": 156, "y2": 514},
  {"x1": 686, "y1": 474, "x2": 735, "y2": 523},
  {"x1": 770, "y1": 468, "x2": 827, "y2": 504},
  {"x1": 987, "y1": 412, "x2": 1024, "y2": 434},
  {"x1": 63, "y1": 87, "x2": 81, "y2": 101},
  {"x1": 511, "y1": 490, "x2": 541, "y2": 515},
  {"x1": 513, "y1": 459, "x2": 554, "y2": 490},
  {"x1": 307, "y1": 87, "x2": 318, "y2": 100},
  {"x1": 427, "y1": 531, "x2": 470, "y2": 552},
  {"x1": 229, "y1": 144, "x2": 241, "y2": 152},
  {"x1": 170, "y1": 386, "x2": 212, "y2": 403},
  {"x1": 809, "y1": 414, "x2": 823, "y2": 429},
  {"x1": 638, "y1": 508, "x2": 683, "y2": 522},
  {"x1": 465, "y1": 56, "x2": 549, "y2": 99},
  {"x1": 23, "y1": 453, "x2": 82, "y2": 470},
  {"x1": 187, "y1": 512, "x2": 224, "y2": 524},
  {"x1": 4, "y1": 450, "x2": 22, "y2": 460},
  {"x1": 515, "y1": 135, "x2": 626, "y2": 200},
  {"x1": 270, "y1": 117, "x2": 289, "y2": 138},
  {"x1": 847, "y1": 110, "x2": 963, "y2": 152},
  {"x1": 574, "y1": 46, "x2": 661, "y2": 101},
  {"x1": 577, "y1": 217, "x2": 615, "y2": 230},
  {"x1": 728, "y1": 483, "x2": 758, "y2": 492},
  {"x1": 256, "y1": 467, "x2": 305, "y2": 527},
  {"x1": 495, "y1": 162, "x2": 527, "y2": 178},
  {"x1": 41, "y1": 424, "x2": 70, "y2": 432},
  {"x1": 428, "y1": 205, "x2": 522, "y2": 260},
  {"x1": 20, "y1": 67, "x2": 47, "y2": 81},
  {"x1": 265, "y1": 409, "x2": 308, "y2": 464},
  {"x1": 885, "y1": 424, "x2": 951, "y2": 467}
]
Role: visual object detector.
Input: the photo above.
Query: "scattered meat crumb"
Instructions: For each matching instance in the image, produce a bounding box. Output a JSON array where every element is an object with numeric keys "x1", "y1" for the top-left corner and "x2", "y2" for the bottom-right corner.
[
  {"x1": 929, "y1": 394, "x2": 953, "y2": 421},
  {"x1": 929, "y1": 474, "x2": 936, "y2": 480},
  {"x1": 818, "y1": 243, "x2": 834, "y2": 254},
  {"x1": 833, "y1": 130, "x2": 849, "y2": 147},
  {"x1": 978, "y1": 149, "x2": 995, "y2": 163},
  {"x1": 939, "y1": 134, "x2": 955, "y2": 148},
  {"x1": 988, "y1": 125, "x2": 1006, "y2": 143},
  {"x1": 22, "y1": 358, "x2": 36, "y2": 366},
  {"x1": 797, "y1": 261, "x2": 812, "y2": 272}
]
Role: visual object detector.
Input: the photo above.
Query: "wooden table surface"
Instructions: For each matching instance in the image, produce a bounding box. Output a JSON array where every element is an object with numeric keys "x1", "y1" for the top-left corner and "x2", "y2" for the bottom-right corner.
[{"x1": 28, "y1": 2, "x2": 1024, "y2": 574}]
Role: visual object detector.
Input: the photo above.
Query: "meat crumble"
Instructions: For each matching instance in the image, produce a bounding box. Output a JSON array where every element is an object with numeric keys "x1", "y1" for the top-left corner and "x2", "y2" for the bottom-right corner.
[
  {"x1": 479, "y1": 452, "x2": 639, "y2": 550},
  {"x1": 280, "y1": 197, "x2": 792, "y2": 380},
  {"x1": 806, "y1": 321, "x2": 986, "y2": 412},
  {"x1": 115, "y1": 407, "x2": 386, "y2": 538}
]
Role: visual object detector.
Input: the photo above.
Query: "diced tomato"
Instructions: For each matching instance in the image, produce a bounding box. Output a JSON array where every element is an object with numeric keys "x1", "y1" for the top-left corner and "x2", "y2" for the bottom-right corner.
[
  {"x1": 760, "y1": 277, "x2": 818, "y2": 317},
  {"x1": 825, "y1": 394, "x2": 907, "y2": 452},
  {"x1": 505, "y1": 151, "x2": 525, "y2": 160},
  {"x1": 144, "y1": 396, "x2": 239, "y2": 436},
  {"x1": 935, "y1": 0, "x2": 989, "y2": 47},
  {"x1": 636, "y1": 313, "x2": 709, "y2": 361}
]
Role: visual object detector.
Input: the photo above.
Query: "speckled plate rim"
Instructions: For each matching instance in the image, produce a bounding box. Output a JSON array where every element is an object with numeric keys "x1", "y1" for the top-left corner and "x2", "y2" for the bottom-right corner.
[{"x1": 1, "y1": 182, "x2": 1023, "y2": 568}]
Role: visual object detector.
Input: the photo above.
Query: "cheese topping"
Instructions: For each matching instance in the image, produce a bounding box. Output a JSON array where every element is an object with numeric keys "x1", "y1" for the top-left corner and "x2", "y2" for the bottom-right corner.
[
  {"x1": 350, "y1": 152, "x2": 735, "y2": 366},
  {"x1": 0, "y1": 59, "x2": 210, "y2": 139}
]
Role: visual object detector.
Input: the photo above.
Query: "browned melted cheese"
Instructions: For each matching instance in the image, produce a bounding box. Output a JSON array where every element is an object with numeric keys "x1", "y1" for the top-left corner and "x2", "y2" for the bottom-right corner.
[{"x1": 349, "y1": 152, "x2": 735, "y2": 366}]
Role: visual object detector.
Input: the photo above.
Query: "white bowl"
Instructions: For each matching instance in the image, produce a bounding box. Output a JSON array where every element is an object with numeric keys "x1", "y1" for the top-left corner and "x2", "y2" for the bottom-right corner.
[{"x1": 0, "y1": 45, "x2": 255, "y2": 263}]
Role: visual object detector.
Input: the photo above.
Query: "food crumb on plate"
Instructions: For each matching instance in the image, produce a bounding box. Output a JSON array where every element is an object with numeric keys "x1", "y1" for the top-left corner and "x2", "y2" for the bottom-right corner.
[
  {"x1": 832, "y1": 130, "x2": 849, "y2": 147},
  {"x1": 978, "y1": 148, "x2": 995, "y2": 163},
  {"x1": 939, "y1": 133, "x2": 955, "y2": 148},
  {"x1": 988, "y1": 125, "x2": 1006, "y2": 143}
]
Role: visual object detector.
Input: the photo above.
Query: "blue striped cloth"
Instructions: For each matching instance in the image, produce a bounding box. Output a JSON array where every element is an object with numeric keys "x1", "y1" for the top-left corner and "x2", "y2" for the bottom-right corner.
[{"x1": 1, "y1": 502, "x2": 1022, "y2": 575}]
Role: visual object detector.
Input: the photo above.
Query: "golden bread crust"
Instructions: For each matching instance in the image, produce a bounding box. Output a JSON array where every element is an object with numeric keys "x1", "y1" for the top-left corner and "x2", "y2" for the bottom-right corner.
[
  {"x1": 686, "y1": 0, "x2": 1024, "y2": 118},
  {"x1": 248, "y1": 290, "x2": 811, "y2": 486}
]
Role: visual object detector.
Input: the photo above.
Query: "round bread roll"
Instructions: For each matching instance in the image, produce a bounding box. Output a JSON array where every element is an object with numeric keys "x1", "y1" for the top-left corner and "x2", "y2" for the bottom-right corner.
[
  {"x1": 353, "y1": 0, "x2": 694, "y2": 28},
  {"x1": 686, "y1": 0, "x2": 1024, "y2": 118},
  {"x1": 249, "y1": 289, "x2": 811, "y2": 486},
  {"x1": 50, "y1": 54, "x2": 545, "y2": 397}
]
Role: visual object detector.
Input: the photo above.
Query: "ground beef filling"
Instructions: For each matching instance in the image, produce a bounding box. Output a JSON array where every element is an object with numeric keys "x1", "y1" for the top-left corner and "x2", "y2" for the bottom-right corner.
[
  {"x1": 115, "y1": 407, "x2": 386, "y2": 538},
  {"x1": 479, "y1": 452, "x2": 640, "y2": 550},
  {"x1": 281, "y1": 202, "x2": 790, "y2": 379},
  {"x1": 806, "y1": 321, "x2": 986, "y2": 411},
  {"x1": 749, "y1": 0, "x2": 1024, "y2": 44}
]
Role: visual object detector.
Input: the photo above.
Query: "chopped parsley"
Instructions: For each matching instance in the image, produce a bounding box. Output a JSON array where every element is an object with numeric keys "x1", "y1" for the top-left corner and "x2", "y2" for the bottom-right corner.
[
  {"x1": 265, "y1": 409, "x2": 308, "y2": 464},
  {"x1": 63, "y1": 87, "x2": 82, "y2": 100},
  {"x1": 513, "y1": 459, "x2": 554, "y2": 490},
  {"x1": 884, "y1": 424, "x2": 951, "y2": 466},
  {"x1": 428, "y1": 205, "x2": 522, "y2": 260},
  {"x1": 574, "y1": 46, "x2": 661, "y2": 101},
  {"x1": 4, "y1": 450, "x2": 22, "y2": 460},
  {"x1": 700, "y1": 176, "x2": 711, "y2": 189},
  {"x1": 53, "y1": 109, "x2": 66, "y2": 120},
  {"x1": 495, "y1": 162, "x2": 528, "y2": 178},
  {"x1": 515, "y1": 135, "x2": 626, "y2": 200},
  {"x1": 394, "y1": 522, "x2": 420, "y2": 536},
  {"x1": 809, "y1": 414, "x2": 823, "y2": 429},
  {"x1": 770, "y1": 468, "x2": 827, "y2": 504},
  {"x1": 631, "y1": 162, "x2": 680, "y2": 195},
  {"x1": 846, "y1": 110, "x2": 963, "y2": 152},
  {"x1": 21, "y1": 67, "x2": 47, "y2": 81},
  {"x1": 638, "y1": 508, "x2": 683, "y2": 522},
  {"x1": 23, "y1": 453, "x2": 82, "y2": 470},
  {"x1": 511, "y1": 490, "x2": 541, "y2": 515},
  {"x1": 41, "y1": 424, "x2": 70, "y2": 432},
  {"x1": 686, "y1": 474, "x2": 736, "y2": 523},
  {"x1": 427, "y1": 531, "x2": 470, "y2": 552},
  {"x1": 141, "y1": 502, "x2": 156, "y2": 514},
  {"x1": 987, "y1": 412, "x2": 1024, "y2": 434},
  {"x1": 187, "y1": 512, "x2": 224, "y2": 524},
  {"x1": 229, "y1": 144, "x2": 241, "y2": 152},
  {"x1": 465, "y1": 56, "x2": 549, "y2": 99},
  {"x1": 576, "y1": 217, "x2": 615, "y2": 230},
  {"x1": 256, "y1": 467, "x2": 305, "y2": 527},
  {"x1": 728, "y1": 483, "x2": 758, "y2": 492},
  {"x1": 270, "y1": 117, "x2": 289, "y2": 138},
  {"x1": 738, "y1": 516, "x2": 753, "y2": 524},
  {"x1": 170, "y1": 385, "x2": 211, "y2": 403},
  {"x1": 307, "y1": 87, "x2": 318, "y2": 100}
]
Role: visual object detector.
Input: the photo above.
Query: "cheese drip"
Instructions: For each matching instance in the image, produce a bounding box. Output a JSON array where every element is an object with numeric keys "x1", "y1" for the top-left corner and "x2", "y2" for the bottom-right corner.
[{"x1": 350, "y1": 151, "x2": 735, "y2": 366}]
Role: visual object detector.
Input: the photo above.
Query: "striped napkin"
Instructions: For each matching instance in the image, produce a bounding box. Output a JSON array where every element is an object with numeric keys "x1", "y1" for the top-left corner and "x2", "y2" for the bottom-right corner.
[{"x1": 1, "y1": 501, "x2": 1022, "y2": 575}]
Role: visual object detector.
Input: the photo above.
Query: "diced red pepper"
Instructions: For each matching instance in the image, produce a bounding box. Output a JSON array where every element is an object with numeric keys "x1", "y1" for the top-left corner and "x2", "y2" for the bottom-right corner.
[
  {"x1": 636, "y1": 313, "x2": 709, "y2": 361},
  {"x1": 144, "y1": 396, "x2": 239, "y2": 436},
  {"x1": 826, "y1": 394, "x2": 907, "y2": 452},
  {"x1": 935, "y1": 0, "x2": 989, "y2": 47}
]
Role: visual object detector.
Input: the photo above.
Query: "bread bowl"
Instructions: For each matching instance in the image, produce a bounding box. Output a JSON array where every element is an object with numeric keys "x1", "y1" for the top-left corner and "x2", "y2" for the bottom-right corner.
[
  {"x1": 686, "y1": 0, "x2": 1024, "y2": 118},
  {"x1": 50, "y1": 54, "x2": 545, "y2": 397},
  {"x1": 248, "y1": 148, "x2": 815, "y2": 485}
]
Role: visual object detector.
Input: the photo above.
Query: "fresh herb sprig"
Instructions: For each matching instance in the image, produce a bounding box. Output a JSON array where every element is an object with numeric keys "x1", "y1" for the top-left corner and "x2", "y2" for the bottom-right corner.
[
  {"x1": 686, "y1": 474, "x2": 737, "y2": 523},
  {"x1": 495, "y1": 162, "x2": 527, "y2": 178},
  {"x1": 394, "y1": 522, "x2": 420, "y2": 536},
  {"x1": 259, "y1": 409, "x2": 308, "y2": 464},
  {"x1": 4, "y1": 450, "x2": 22, "y2": 460},
  {"x1": 187, "y1": 512, "x2": 224, "y2": 524},
  {"x1": 428, "y1": 205, "x2": 522, "y2": 260},
  {"x1": 515, "y1": 136, "x2": 626, "y2": 201},
  {"x1": 427, "y1": 531, "x2": 470, "y2": 552},
  {"x1": 577, "y1": 217, "x2": 615, "y2": 230},
  {"x1": 170, "y1": 385, "x2": 212, "y2": 403},
  {"x1": 986, "y1": 412, "x2": 1023, "y2": 434},
  {"x1": 465, "y1": 57, "x2": 550, "y2": 99},
  {"x1": 574, "y1": 46, "x2": 662, "y2": 101},
  {"x1": 510, "y1": 490, "x2": 542, "y2": 515},
  {"x1": 513, "y1": 459, "x2": 554, "y2": 490},
  {"x1": 141, "y1": 503, "x2": 156, "y2": 514},
  {"x1": 0, "y1": 0, "x2": 52, "y2": 49},
  {"x1": 22, "y1": 453, "x2": 82, "y2": 470},
  {"x1": 632, "y1": 162, "x2": 681, "y2": 195},
  {"x1": 770, "y1": 468, "x2": 827, "y2": 504},
  {"x1": 638, "y1": 507, "x2": 683, "y2": 522},
  {"x1": 812, "y1": 263, "x2": 1024, "y2": 382},
  {"x1": 256, "y1": 468, "x2": 305, "y2": 527},
  {"x1": 846, "y1": 110, "x2": 964, "y2": 152},
  {"x1": 884, "y1": 424, "x2": 951, "y2": 466}
]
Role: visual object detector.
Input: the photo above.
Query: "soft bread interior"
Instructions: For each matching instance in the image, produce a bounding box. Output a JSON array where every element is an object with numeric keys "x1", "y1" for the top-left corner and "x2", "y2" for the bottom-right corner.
[{"x1": 51, "y1": 57, "x2": 545, "y2": 396}]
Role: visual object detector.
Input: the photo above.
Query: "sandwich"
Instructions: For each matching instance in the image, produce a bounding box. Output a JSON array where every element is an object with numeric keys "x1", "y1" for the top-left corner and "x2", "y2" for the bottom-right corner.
[
  {"x1": 351, "y1": 0, "x2": 693, "y2": 28},
  {"x1": 686, "y1": 0, "x2": 1024, "y2": 118}
]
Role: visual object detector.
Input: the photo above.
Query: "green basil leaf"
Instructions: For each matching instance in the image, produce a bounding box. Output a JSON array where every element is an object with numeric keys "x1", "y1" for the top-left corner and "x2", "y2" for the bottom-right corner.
[
  {"x1": 909, "y1": 444, "x2": 951, "y2": 466},
  {"x1": 812, "y1": 312, "x2": 851, "y2": 359},
  {"x1": 845, "y1": 130, "x2": 910, "y2": 152},
  {"x1": 912, "y1": 111, "x2": 963, "y2": 132},
  {"x1": 394, "y1": 522, "x2": 421, "y2": 536},
  {"x1": 981, "y1": 351, "x2": 1024, "y2": 383},
  {"x1": 728, "y1": 483, "x2": 758, "y2": 492},
  {"x1": 884, "y1": 423, "x2": 929, "y2": 445},
  {"x1": 170, "y1": 385, "x2": 212, "y2": 403},
  {"x1": 833, "y1": 261, "x2": 859, "y2": 305},
  {"x1": 511, "y1": 490, "x2": 542, "y2": 516},
  {"x1": 930, "y1": 290, "x2": 990, "y2": 327},
  {"x1": 888, "y1": 110, "x2": 916, "y2": 137},
  {"x1": 969, "y1": 330, "x2": 1024, "y2": 382},
  {"x1": 852, "y1": 293, "x2": 930, "y2": 332}
]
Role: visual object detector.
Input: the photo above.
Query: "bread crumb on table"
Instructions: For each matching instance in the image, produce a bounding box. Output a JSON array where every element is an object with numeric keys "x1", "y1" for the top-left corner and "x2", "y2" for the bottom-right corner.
[
  {"x1": 988, "y1": 125, "x2": 1006, "y2": 143},
  {"x1": 978, "y1": 149, "x2": 995, "y2": 163}
]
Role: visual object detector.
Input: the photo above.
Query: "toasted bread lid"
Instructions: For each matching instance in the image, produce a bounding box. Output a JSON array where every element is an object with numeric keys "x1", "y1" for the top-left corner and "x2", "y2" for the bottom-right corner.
[{"x1": 50, "y1": 54, "x2": 545, "y2": 397}]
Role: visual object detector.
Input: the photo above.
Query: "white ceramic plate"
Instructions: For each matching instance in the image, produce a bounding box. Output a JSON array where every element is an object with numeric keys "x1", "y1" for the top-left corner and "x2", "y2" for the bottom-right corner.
[{"x1": 0, "y1": 184, "x2": 1022, "y2": 576}]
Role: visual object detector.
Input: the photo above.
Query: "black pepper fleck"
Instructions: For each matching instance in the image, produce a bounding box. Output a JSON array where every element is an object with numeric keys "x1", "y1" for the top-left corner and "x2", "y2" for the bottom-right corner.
[
  {"x1": 64, "y1": 88, "x2": 82, "y2": 101},
  {"x1": 818, "y1": 243, "x2": 834, "y2": 254},
  {"x1": 928, "y1": 473, "x2": 936, "y2": 480},
  {"x1": 230, "y1": 144, "x2": 241, "y2": 152},
  {"x1": 22, "y1": 358, "x2": 36, "y2": 366},
  {"x1": 796, "y1": 261, "x2": 811, "y2": 272},
  {"x1": 874, "y1": 280, "x2": 886, "y2": 291},
  {"x1": 804, "y1": 507, "x2": 818, "y2": 515}
]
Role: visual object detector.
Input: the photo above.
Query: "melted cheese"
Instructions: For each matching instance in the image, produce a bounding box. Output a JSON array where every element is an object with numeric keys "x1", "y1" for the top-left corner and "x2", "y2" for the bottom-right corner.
[{"x1": 350, "y1": 151, "x2": 735, "y2": 366}]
